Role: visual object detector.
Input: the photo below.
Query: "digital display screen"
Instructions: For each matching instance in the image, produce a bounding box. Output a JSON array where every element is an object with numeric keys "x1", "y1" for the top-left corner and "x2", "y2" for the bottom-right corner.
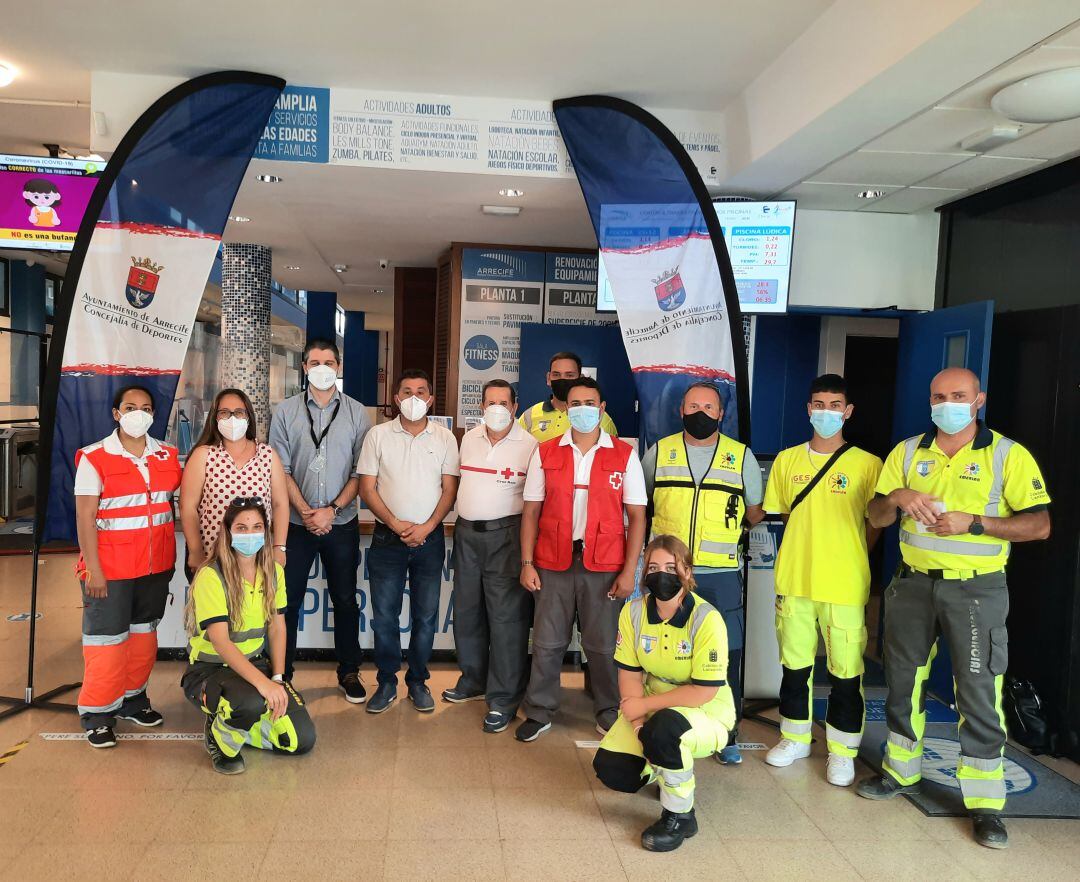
[
  {"x1": 0, "y1": 154, "x2": 106, "y2": 251},
  {"x1": 596, "y1": 200, "x2": 796, "y2": 315}
]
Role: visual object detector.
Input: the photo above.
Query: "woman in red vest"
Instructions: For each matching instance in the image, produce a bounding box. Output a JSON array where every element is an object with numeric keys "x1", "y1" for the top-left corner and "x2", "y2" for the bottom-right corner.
[{"x1": 73, "y1": 385, "x2": 183, "y2": 748}]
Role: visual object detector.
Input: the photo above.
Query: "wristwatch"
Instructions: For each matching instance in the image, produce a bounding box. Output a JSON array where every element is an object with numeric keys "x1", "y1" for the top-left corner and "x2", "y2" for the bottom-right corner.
[
  {"x1": 968, "y1": 514, "x2": 985, "y2": 536},
  {"x1": 273, "y1": 545, "x2": 287, "y2": 552},
  {"x1": 331, "y1": 503, "x2": 344, "y2": 517},
  {"x1": 521, "y1": 559, "x2": 534, "y2": 568},
  {"x1": 271, "y1": 674, "x2": 284, "y2": 683}
]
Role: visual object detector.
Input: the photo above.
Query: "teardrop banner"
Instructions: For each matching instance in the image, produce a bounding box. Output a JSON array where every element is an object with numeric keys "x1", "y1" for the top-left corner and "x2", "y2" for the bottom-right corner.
[
  {"x1": 38, "y1": 72, "x2": 285, "y2": 543},
  {"x1": 552, "y1": 96, "x2": 749, "y2": 447}
]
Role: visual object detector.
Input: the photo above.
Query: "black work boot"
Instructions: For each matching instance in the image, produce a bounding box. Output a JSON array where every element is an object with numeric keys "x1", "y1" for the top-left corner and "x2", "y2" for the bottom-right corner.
[
  {"x1": 856, "y1": 774, "x2": 921, "y2": 800},
  {"x1": 205, "y1": 716, "x2": 245, "y2": 775},
  {"x1": 641, "y1": 808, "x2": 698, "y2": 852},
  {"x1": 972, "y1": 812, "x2": 1009, "y2": 849}
]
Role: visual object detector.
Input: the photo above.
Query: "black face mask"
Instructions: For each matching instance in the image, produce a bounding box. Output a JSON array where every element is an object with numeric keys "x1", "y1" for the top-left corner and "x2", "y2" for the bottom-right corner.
[
  {"x1": 550, "y1": 378, "x2": 576, "y2": 402},
  {"x1": 682, "y1": 410, "x2": 719, "y2": 440},
  {"x1": 644, "y1": 571, "x2": 683, "y2": 602}
]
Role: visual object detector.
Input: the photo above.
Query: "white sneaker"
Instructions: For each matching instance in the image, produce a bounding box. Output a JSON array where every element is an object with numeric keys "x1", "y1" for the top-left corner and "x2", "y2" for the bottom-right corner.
[
  {"x1": 765, "y1": 738, "x2": 812, "y2": 768},
  {"x1": 826, "y1": 753, "x2": 855, "y2": 787}
]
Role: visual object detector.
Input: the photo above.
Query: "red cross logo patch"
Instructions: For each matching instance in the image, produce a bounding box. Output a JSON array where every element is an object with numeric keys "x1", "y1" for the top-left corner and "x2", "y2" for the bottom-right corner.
[
  {"x1": 500, "y1": 467, "x2": 515, "y2": 480},
  {"x1": 609, "y1": 472, "x2": 624, "y2": 491}
]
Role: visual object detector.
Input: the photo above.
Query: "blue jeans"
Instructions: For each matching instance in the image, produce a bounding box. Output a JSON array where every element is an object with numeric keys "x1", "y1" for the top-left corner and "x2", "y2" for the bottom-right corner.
[
  {"x1": 367, "y1": 522, "x2": 445, "y2": 687},
  {"x1": 283, "y1": 518, "x2": 361, "y2": 681}
]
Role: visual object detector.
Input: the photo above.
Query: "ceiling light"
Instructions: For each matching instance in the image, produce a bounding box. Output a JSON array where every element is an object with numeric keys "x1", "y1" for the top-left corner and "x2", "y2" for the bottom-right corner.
[
  {"x1": 857, "y1": 190, "x2": 886, "y2": 199},
  {"x1": 0, "y1": 63, "x2": 15, "y2": 88},
  {"x1": 229, "y1": 215, "x2": 251, "y2": 223},
  {"x1": 991, "y1": 67, "x2": 1080, "y2": 123},
  {"x1": 256, "y1": 174, "x2": 282, "y2": 183},
  {"x1": 284, "y1": 264, "x2": 301, "y2": 270},
  {"x1": 374, "y1": 288, "x2": 385, "y2": 294},
  {"x1": 959, "y1": 125, "x2": 1022, "y2": 152},
  {"x1": 333, "y1": 264, "x2": 348, "y2": 273},
  {"x1": 499, "y1": 188, "x2": 525, "y2": 197},
  {"x1": 482, "y1": 204, "x2": 522, "y2": 217}
]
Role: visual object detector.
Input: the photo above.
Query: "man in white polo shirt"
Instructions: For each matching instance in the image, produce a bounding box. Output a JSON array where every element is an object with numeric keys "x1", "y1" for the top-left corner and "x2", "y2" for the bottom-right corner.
[
  {"x1": 358, "y1": 369, "x2": 460, "y2": 715},
  {"x1": 442, "y1": 378, "x2": 539, "y2": 734}
]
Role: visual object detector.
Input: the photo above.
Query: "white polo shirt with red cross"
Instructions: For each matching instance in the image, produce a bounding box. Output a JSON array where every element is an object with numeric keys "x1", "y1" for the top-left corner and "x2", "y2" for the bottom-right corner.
[{"x1": 456, "y1": 421, "x2": 539, "y2": 521}]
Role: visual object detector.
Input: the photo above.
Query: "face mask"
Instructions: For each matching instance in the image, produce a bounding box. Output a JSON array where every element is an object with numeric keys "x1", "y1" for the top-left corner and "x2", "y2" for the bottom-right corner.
[
  {"x1": 809, "y1": 410, "x2": 844, "y2": 439},
  {"x1": 399, "y1": 395, "x2": 430, "y2": 421},
  {"x1": 230, "y1": 532, "x2": 265, "y2": 557},
  {"x1": 483, "y1": 404, "x2": 513, "y2": 432},
  {"x1": 550, "y1": 378, "x2": 575, "y2": 402},
  {"x1": 307, "y1": 364, "x2": 338, "y2": 391},
  {"x1": 118, "y1": 410, "x2": 153, "y2": 439},
  {"x1": 568, "y1": 405, "x2": 601, "y2": 433},
  {"x1": 644, "y1": 571, "x2": 683, "y2": 602},
  {"x1": 931, "y1": 401, "x2": 976, "y2": 435},
  {"x1": 218, "y1": 417, "x2": 249, "y2": 442},
  {"x1": 682, "y1": 411, "x2": 719, "y2": 440}
]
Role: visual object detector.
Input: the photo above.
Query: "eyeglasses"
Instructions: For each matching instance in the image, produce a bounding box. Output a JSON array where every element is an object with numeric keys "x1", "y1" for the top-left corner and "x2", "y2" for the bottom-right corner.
[
  {"x1": 216, "y1": 408, "x2": 249, "y2": 420},
  {"x1": 229, "y1": 496, "x2": 266, "y2": 508}
]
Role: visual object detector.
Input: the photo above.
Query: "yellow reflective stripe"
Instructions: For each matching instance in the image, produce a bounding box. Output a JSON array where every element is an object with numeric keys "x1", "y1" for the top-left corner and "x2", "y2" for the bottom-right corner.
[
  {"x1": 825, "y1": 723, "x2": 862, "y2": 749},
  {"x1": 196, "y1": 642, "x2": 265, "y2": 663},
  {"x1": 228, "y1": 627, "x2": 266, "y2": 643},
  {"x1": 698, "y1": 539, "x2": 739, "y2": 556},
  {"x1": 984, "y1": 437, "x2": 1014, "y2": 516},
  {"x1": 900, "y1": 529, "x2": 1002, "y2": 557},
  {"x1": 98, "y1": 493, "x2": 149, "y2": 510},
  {"x1": 629, "y1": 598, "x2": 645, "y2": 644},
  {"x1": 780, "y1": 717, "x2": 813, "y2": 738},
  {"x1": 655, "y1": 465, "x2": 693, "y2": 479},
  {"x1": 901, "y1": 435, "x2": 921, "y2": 479},
  {"x1": 703, "y1": 468, "x2": 742, "y2": 485},
  {"x1": 96, "y1": 515, "x2": 150, "y2": 531}
]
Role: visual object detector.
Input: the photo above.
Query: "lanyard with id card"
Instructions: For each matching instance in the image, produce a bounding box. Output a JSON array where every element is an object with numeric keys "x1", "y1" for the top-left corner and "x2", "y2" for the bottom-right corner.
[{"x1": 306, "y1": 398, "x2": 341, "y2": 473}]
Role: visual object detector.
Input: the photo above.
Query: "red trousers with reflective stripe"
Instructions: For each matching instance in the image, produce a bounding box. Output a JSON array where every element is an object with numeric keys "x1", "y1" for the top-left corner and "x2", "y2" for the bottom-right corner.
[{"x1": 78, "y1": 570, "x2": 172, "y2": 728}]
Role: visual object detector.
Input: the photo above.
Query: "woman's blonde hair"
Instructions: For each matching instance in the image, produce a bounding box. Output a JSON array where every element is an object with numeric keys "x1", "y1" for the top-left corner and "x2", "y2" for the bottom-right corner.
[
  {"x1": 185, "y1": 499, "x2": 277, "y2": 635},
  {"x1": 643, "y1": 534, "x2": 697, "y2": 593}
]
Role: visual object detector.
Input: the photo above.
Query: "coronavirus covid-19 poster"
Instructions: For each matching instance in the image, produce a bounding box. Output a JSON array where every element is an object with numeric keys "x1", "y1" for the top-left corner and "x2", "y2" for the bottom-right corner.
[{"x1": 0, "y1": 154, "x2": 105, "y2": 250}]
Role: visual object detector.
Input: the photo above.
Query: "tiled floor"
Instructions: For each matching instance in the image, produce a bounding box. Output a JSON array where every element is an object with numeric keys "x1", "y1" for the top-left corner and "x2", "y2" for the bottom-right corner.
[{"x1": 2, "y1": 555, "x2": 1080, "y2": 880}]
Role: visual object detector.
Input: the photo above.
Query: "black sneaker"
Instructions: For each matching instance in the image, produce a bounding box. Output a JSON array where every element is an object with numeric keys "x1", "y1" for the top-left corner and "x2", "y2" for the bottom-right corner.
[
  {"x1": 972, "y1": 813, "x2": 1008, "y2": 849},
  {"x1": 366, "y1": 682, "x2": 397, "y2": 714},
  {"x1": 338, "y1": 673, "x2": 367, "y2": 704},
  {"x1": 483, "y1": 711, "x2": 511, "y2": 734},
  {"x1": 116, "y1": 707, "x2": 164, "y2": 727},
  {"x1": 86, "y1": 726, "x2": 117, "y2": 749},
  {"x1": 204, "y1": 717, "x2": 245, "y2": 775},
  {"x1": 442, "y1": 687, "x2": 485, "y2": 704},
  {"x1": 408, "y1": 683, "x2": 435, "y2": 712},
  {"x1": 641, "y1": 809, "x2": 698, "y2": 852},
  {"x1": 515, "y1": 718, "x2": 551, "y2": 742},
  {"x1": 855, "y1": 774, "x2": 921, "y2": 800}
]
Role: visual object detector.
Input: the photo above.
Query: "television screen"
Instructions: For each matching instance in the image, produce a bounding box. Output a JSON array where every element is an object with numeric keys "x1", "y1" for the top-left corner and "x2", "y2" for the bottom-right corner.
[
  {"x1": 595, "y1": 200, "x2": 796, "y2": 315},
  {"x1": 0, "y1": 154, "x2": 106, "y2": 251}
]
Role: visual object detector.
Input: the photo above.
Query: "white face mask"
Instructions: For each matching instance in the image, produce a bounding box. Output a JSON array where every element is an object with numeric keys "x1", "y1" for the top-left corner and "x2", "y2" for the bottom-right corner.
[
  {"x1": 483, "y1": 404, "x2": 513, "y2": 432},
  {"x1": 218, "y1": 416, "x2": 249, "y2": 442},
  {"x1": 118, "y1": 410, "x2": 153, "y2": 439},
  {"x1": 307, "y1": 364, "x2": 338, "y2": 391},
  {"x1": 399, "y1": 395, "x2": 430, "y2": 421}
]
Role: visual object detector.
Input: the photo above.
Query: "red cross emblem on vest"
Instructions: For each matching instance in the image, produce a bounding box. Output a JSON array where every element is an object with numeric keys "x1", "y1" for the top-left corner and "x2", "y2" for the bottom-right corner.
[
  {"x1": 500, "y1": 467, "x2": 515, "y2": 480},
  {"x1": 609, "y1": 471, "x2": 624, "y2": 490}
]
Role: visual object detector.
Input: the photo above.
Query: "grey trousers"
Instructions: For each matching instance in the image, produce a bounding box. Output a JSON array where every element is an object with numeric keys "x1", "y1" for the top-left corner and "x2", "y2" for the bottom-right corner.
[
  {"x1": 520, "y1": 552, "x2": 621, "y2": 725},
  {"x1": 451, "y1": 518, "x2": 533, "y2": 715},
  {"x1": 882, "y1": 568, "x2": 1010, "y2": 811}
]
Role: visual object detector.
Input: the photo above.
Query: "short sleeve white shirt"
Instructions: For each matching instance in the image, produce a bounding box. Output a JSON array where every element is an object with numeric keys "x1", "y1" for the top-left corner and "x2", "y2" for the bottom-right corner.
[
  {"x1": 355, "y1": 417, "x2": 460, "y2": 524},
  {"x1": 522, "y1": 430, "x2": 647, "y2": 541},
  {"x1": 456, "y1": 422, "x2": 538, "y2": 521},
  {"x1": 73, "y1": 430, "x2": 166, "y2": 496}
]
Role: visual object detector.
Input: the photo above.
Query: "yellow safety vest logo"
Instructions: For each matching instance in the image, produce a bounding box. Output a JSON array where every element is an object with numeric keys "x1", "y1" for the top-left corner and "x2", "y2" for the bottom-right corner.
[{"x1": 828, "y1": 472, "x2": 849, "y2": 492}]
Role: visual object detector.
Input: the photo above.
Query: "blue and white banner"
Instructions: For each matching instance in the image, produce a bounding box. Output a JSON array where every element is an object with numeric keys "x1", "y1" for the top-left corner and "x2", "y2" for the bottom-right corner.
[
  {"x1": 40, "y1": 72, "x2": 285, "y2": 542},
  {"x1": 554, "y1": 97, "x2": 750, "y2": 447},
  {"x1": 456, "y1": 248, "x2": 545, "y2": 428}
]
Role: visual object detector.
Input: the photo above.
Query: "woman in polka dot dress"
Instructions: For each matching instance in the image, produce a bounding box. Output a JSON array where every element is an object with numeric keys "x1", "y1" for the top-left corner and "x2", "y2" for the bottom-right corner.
[{"x1": 179, "y1": 389, "x2": 290, "y2": 579}]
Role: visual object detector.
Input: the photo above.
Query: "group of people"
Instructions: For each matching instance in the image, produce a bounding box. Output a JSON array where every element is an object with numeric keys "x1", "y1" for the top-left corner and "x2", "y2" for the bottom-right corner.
[{"x1": 72, "y1": 340, "x2": 1051, "y2": 852}]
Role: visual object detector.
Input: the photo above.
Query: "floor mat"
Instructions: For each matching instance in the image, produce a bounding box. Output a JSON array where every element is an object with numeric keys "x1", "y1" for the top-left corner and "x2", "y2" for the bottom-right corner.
[{"x1": 822, "y1": 693, "x2": 1080, "y2": 819}]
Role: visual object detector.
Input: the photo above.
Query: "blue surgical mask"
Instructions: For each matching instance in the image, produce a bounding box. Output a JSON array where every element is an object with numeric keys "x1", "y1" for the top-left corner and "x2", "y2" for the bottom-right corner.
[
  {"x1": 568, "y1": 405, "x2": 601, "y2": 433},
  {"x1": 230, "y1": 532, "x2": 265, "y2": 557},
  {"x1": 931, "y1": 401, "x2": 976, "y2": 435},
  {"x1": 809, "y1": 410, "x2": 844, "y2": 439}
]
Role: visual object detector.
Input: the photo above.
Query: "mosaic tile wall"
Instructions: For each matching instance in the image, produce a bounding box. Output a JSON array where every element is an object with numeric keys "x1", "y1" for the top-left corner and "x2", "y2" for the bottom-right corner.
[{"x1": 220, "y1": 243, "x2": 272, "y2": 440}]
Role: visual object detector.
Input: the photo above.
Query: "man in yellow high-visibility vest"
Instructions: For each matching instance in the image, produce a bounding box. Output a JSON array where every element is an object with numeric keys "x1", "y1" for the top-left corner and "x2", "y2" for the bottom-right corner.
[
  {"x1": 859, "y1": 367, "x2": 1052, "y2": 850},
  {"x1": 519, "y1": 351, "x2": 617, "y2": 442}
]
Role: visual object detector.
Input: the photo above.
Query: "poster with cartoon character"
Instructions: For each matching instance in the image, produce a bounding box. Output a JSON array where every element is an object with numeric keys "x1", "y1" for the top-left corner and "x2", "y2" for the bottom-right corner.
[{"x1": 0, "y1": 154, "x2": 104, "y2": 249}]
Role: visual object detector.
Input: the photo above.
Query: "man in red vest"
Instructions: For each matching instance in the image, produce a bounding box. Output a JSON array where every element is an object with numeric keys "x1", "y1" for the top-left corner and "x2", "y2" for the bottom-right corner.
[
  {"x1": 73, "y1": 385, "x2": 182, "y2": 748},
  {"x1": 516, "y1": 377, "x2": 647, "y2": 742}
]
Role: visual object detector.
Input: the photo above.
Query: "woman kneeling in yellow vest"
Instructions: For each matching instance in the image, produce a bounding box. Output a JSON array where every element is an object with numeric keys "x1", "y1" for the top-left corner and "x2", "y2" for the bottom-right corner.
[
  {"x1": 182, "y1": 497, "x2": 315, "y2": 774},
  {"x1": 593, "y1": 535, "x2": 734, "y2": 852}
]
